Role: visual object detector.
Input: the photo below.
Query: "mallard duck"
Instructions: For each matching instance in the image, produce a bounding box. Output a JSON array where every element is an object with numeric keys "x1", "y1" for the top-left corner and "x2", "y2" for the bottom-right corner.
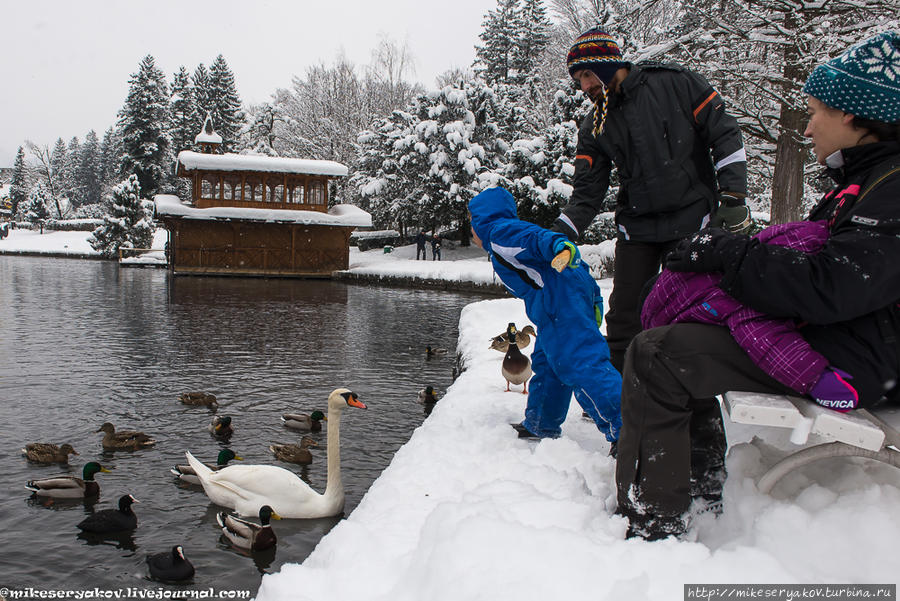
[
  {"x1": 147, "y1": 545, "x2": 195, "y2": 583},
  {"x1": 416, "y1": 386, "x2": 440, "y2": 405},
  {"x1": 179, "y1": 392, "x2": 218, "y2": 409},
  {"x1": 25, "y1": 461, "x2": 110, "y2": 498},
  {"x1": 77, "y1": 494, "x2": 139, "y2": 533},
  {"x1": 97, "y1": 422, "x2": 156, "y2": 451},
  {"x1": 208, "y1": 416, "x2": 233, "y2": 438},
  {"x1": 502, "y1": 323, "x2": 532, "y2": 393},
  {"x1": 22, "y1": 443, "x2": 79, "y2": 464},
  {"x1": 217, "y1": 505, "x2": 281, "y2": 551},
  {"x1": 185, "y1": 388, "x2": 367, "y2": 518},
  {"x1": 171, "y1": 448, "x2": 243, "y2": 484},
  {"x1": 489, "y1": 324, "x2": 536, "y2": 352},
  {"x1": 282, "y1": 410, "x2": 325, "y2": 432},
  {"x1": 269, "y1": 436, "x2": 318, "y2": 465},
  {"x1": 425, "y1": 346, "x2": 448, "y2": 358}
]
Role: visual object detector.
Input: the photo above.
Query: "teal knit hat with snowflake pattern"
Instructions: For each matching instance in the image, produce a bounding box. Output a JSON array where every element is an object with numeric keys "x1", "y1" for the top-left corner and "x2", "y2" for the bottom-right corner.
[{"x1": 802, "y1": 31, "x2": 900, "y2": 124}]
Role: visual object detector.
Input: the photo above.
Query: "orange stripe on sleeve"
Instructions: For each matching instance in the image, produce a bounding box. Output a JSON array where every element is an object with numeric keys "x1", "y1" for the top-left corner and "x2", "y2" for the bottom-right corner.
[
  {"x1": 575, "y1": 154, "x2": 593, "y2": 168},
  {"x1": 692, "y1": 91, "x2": 718, "y2": 121}
]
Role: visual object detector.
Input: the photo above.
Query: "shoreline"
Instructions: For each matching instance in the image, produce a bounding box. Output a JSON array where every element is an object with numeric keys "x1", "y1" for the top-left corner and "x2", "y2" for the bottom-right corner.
[{"x1": 0, "y1": 249, "x2": 510, "y2": 296}]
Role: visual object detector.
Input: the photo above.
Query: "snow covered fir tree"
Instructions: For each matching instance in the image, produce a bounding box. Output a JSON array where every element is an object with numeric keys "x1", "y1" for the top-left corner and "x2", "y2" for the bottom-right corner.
[{"x1": 88, "y1": 175, "x2": 154, "y2": 258}]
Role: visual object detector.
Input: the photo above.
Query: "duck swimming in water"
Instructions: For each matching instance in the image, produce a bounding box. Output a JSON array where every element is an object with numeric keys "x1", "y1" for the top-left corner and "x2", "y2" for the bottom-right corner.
[
  {"x1": 77, "y1": 494, "x2": 139, "y2": 533},
  {"x1": 25, "y1": 461, "x2": 110, "y2": 498},
  {"x1": 22, "y1": 443, "x2": 79, "y2": 464}
]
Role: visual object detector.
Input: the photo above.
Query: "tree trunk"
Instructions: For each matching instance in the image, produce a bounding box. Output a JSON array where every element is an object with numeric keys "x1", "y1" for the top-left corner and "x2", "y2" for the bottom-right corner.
[
  {"x1": 770, "y1": 23, "x2": 808, "y2": 225},
  {"x1": 770, "y1": 106, "x2": 806, "y2": 224}
]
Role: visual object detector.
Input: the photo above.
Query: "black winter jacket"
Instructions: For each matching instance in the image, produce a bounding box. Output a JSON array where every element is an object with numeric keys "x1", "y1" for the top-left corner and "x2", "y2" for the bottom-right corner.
[
  {"x1": 720, "y1": 141, "x2": 900, "y2": 406},
  {"x1": 556, "y1": 62, "x2": 747, "y2": 243}
]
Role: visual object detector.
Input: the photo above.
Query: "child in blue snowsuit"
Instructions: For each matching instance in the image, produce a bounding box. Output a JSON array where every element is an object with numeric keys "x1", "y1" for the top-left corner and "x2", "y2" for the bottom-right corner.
[{"x1": 469, "y1": 187, "x2": 622, "y2": 441}]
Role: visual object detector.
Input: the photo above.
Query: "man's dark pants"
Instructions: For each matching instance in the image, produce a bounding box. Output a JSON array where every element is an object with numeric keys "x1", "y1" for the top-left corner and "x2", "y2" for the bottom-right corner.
[
  {"x1": 605, "y1": 238, "x2": 679, "y2": 373},
  {"x1": 615, "y1": 323, "x2": 795, "y2": 534}
]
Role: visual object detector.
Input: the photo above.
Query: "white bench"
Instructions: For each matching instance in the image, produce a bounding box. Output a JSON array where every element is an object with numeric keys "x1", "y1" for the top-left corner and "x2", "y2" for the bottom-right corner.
[{"x1": 722, "y1": 391, "x2": 900, "y2": 493}]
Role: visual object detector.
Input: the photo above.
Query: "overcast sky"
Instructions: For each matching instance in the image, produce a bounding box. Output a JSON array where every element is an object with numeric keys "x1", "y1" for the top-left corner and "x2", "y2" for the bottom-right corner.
[{"x1": 0, "y1": 0, "x2": 501, "y2": 166}]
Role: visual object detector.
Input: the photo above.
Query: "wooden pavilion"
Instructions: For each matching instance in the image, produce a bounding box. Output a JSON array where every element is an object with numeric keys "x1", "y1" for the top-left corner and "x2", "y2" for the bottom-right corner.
[{"x1": 154, "y1": 118, "x2": 370, "y2": 277}]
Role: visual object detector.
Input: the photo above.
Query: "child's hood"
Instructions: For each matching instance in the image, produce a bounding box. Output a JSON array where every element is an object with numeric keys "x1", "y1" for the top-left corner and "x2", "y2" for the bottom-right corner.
[{"x1": 469, "y1": 187, "x2": 518, "y2": 248}]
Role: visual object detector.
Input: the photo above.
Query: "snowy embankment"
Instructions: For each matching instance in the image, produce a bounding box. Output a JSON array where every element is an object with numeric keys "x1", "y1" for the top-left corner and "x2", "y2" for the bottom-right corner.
[{"x1": 257, "y1": 297, "x2": 900, "y2": 601}]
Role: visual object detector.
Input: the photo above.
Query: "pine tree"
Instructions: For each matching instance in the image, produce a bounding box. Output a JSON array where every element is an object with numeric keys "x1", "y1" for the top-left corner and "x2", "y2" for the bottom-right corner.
[
  {"x1": 76, "y1": 130, "x2": 102, "y2": 207},
  {"x1": 354, "y1": 109, "x2": 425, "y2": 232},
  {"x1": 192, "y1": 63, "x2": 211, "y2": 133},
  {"x1": 49, "y1": 137, "x2": 67, "y2": 199},
  {"x1": 89, "y1": 175, "x2": 154, "y2": 258},
  {"x1": 207, "y1": 55, "x2": 244, "y2": 152},
  {"x1": 512, "y1": 0, "x2": 551, "y2": 84},
  {"x1": 24, "y1": 181, "x2": 52, "y2": 233},
  {"x1": 474, "y1": 0, "x2": 521, "y2": 85},
  {"x1": 99, "y1": 127, "x2": 122, "y2": 194},
  {"x1": 10, "y1": 146, "x2": 28, "y2": 216},
  {"x1": 170, "y1": 66, "x2": 197, "y2": 156},
  {"x1": 118, "y1": 54, "x2": 172, "y2": 198},
  {"x1": 62, "y1": 136, "x2": 80, "y2": 207},
  {"x1": 412, "y1": 85, "x2": 485, "y2": 243}
]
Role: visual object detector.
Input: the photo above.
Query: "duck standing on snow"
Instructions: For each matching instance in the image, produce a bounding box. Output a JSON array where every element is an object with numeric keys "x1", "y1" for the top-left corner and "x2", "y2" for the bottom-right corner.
[
  {"x1": 171, "y1": 449, "x2": 243, "y2": 484},
  {"x1": 185, "y1": 388, "x2": 366, "y2": 518},
  {"x1": 209, "y1": 416, "x2": 233, "y2": 439},
  {"x1": 97, "y1": 423, "x2": 156, "y2": 451},
  {"x1": 147, "y1": 545, "x2": 195, "y2": 583},
  {"x1": 502, "y1": 323, "x2": 532, "y2": 393},
  {"x1": 217, "y1": 505, "x2": 281, "y2": 551},
  {"x1": 77, "y1": 494, "x2": 139, "y2": 533},
  {"x1": 281, "y1": 410, "x2": 325, "y2": 432},
  {"x1": 179, "y1": 392, "x2": 218, "y2": 410},
  {"x1": 489, "y1": 324, "x2": 536, "y2": 352},
  {"x1": 269, "y1": 437, "x2": 318, "y2": 465},
  {"x1": 25, "y1": 461, "x2": 111, "y2": 498},
  {"x1": 22, "y1": 443, "x2": 79, "y2": 464}
]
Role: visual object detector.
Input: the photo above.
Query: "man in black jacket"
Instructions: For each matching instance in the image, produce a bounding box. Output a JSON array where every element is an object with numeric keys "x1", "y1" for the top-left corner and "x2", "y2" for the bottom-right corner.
[{"x1": 556, "y1": 27, "x2": 751, "y2": 372}]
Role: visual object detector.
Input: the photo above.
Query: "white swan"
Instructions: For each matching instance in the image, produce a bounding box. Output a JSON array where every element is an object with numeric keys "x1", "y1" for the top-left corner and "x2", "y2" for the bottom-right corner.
[{"x1": 185, "y1": 388, "x2": 366, "y2": 518}]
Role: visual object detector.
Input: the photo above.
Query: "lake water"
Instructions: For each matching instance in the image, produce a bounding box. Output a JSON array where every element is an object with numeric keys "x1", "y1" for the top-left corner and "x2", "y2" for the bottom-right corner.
[{"x1": 0, "y1": 256, "x2": 481, "y2": 595}]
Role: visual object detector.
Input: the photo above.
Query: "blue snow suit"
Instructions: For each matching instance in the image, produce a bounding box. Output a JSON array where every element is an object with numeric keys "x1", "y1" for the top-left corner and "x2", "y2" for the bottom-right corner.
[{"x1": 469, "y1": 187, "x2": 622, "y2": 441}]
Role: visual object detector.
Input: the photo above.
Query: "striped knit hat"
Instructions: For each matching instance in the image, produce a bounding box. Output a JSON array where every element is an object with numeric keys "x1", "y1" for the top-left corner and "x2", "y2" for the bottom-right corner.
[
  {"x1": 802, "y1": 31, "x2": 900, "y2": 124},
  {"x1": 566, "y1": 27, "x2": 625, "y2": 86}
]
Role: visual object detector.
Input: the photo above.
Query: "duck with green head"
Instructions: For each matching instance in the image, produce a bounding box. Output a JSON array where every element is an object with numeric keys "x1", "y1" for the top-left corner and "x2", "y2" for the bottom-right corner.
[
  {"x1": 281, "y1": 410, "x2": 325, "y2": 432},
  {"x1": 25, "y1": 462, "x2": 111, "y2": 498},
  {"x1": 171, "y1": 449, "x2": 243, "y2": 484}
]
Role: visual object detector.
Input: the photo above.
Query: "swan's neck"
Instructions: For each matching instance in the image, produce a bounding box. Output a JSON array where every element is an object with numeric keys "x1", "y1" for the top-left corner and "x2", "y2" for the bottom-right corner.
[{"x1": 323, "y1": 406, "x2": 344, "y2": 503}]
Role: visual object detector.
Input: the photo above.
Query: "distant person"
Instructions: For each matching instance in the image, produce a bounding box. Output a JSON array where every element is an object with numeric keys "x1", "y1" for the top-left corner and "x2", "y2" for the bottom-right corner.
[
  {"x1": 615, "y1": 31, "x2": 900, "y2": 541},
  {"x1": 431, "y1": 233, "x2": 442, "y2": 261},
  {"x1": 469, "y1": 186, "x2": 621, "y2": 444},
  {"x1": 555, "y1": 27, "x2": 750, "y2": 373},
  {"x1": 415, "y1": 231, "x2": 427, "y2": 260},
  {"x1": 0, "y1": 221, "x2": 9, "y2": 240}
]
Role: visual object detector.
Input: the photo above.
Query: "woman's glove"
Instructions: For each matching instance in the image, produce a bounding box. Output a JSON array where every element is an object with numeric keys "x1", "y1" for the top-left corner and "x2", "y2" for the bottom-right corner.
[{"x1": 665, "y1": 228, "x2": 746, "y2": 273}]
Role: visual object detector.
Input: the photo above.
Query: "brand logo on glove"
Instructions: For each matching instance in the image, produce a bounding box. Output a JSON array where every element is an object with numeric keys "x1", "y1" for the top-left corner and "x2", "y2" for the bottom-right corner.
[{"x1": 817, "y1": 398, "x2": 857, "y2": 410}]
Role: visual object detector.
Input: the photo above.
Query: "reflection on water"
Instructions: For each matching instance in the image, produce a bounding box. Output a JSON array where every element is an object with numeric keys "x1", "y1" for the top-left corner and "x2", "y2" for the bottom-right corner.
[{"x1": 0, "y1": 256, "x2": 480, "y2": 593}]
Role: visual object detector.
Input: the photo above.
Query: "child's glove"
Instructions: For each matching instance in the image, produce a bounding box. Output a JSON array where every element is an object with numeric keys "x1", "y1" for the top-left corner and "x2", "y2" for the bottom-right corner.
[
  {"x1": 551, "y1": 240, "x2": 581, "y2": 272},
  {"x1": 810, "y1": 367, "x2": 859, "y2": 412}
]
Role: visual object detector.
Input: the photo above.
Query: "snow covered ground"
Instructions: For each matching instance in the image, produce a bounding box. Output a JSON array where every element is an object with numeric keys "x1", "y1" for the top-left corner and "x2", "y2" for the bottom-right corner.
[{"x1": 3, "y1": 227, "x2": 899, "y2": 599}]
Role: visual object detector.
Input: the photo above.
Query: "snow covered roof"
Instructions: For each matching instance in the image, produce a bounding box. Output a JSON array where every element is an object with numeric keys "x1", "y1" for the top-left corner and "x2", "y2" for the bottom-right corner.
[
  {"x1": 153, "y1": 194, "x2": 371, "y2": 227},
  {"x1": 194, "y1": 112, "x2": 223, "y2": 145},
  {"x1": 177, "y1": 151, "x2": 349, "y2": 177}
]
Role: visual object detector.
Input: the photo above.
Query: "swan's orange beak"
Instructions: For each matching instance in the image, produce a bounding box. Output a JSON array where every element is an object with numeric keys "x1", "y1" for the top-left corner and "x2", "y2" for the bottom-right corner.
[{"x1": 347, "y1": 393, "x2": 367, "y2": 409}]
